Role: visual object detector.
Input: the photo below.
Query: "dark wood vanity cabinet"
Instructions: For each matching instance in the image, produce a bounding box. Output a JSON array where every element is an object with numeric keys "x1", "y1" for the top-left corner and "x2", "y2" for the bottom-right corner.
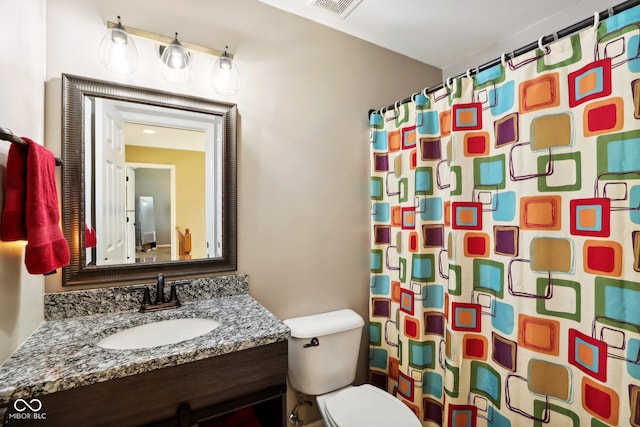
[{"x1": 9, "y1": 342, "x2": 287, "y2": 427}]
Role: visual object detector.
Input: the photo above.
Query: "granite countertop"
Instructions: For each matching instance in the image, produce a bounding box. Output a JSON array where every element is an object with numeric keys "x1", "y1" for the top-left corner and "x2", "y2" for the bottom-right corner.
[{"x1": 0, "y1": 290, "x2": 290, "y2": 406}]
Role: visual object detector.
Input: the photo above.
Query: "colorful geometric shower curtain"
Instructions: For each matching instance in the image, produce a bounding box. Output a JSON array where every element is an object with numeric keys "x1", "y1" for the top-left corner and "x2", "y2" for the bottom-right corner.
[{"x1": 369, "y1": 6, "x2": 640, "y2": 427}]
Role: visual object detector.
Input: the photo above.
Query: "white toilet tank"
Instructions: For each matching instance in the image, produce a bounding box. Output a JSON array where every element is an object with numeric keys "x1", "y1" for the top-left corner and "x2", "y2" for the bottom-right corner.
[{"x1": 284, "y1": 309, "x2": 364, "y2": 396}]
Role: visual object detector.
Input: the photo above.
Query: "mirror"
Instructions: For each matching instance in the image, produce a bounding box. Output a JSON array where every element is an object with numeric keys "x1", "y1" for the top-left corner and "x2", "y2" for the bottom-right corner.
[
  {"x1": 61, "y1": 74, "x2": 237, "y2": 286},
  {"x1": 87, "y1": 100, "x2": 217, "y2": 265}
]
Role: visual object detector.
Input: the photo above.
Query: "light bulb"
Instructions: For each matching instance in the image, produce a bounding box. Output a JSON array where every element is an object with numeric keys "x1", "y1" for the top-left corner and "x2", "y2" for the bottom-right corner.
[
  {"x1": 160, "y1": 33, "x2": 191, "y2": 83},
  {"x1": 98, "y1": 16, "x2": 139, "y2": 76},
  {"x1": 211, "y1": 47, "x2": 241, "y2": 96}
]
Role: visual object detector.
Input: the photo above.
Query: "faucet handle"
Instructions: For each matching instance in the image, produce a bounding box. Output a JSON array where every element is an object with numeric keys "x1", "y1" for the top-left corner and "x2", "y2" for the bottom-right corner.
[
  {"x1": 168, "y1": 284, "x2": 180, "y2": 303},
  {"x1": 167, "y1": 279, "x2": 189, "y2": 302},
  {"x1": 126, "y1": 286, "x2": 152, "y2": 312},
  {"x1": 142, "y1": 288, "x2": 152, "y2": 305}
]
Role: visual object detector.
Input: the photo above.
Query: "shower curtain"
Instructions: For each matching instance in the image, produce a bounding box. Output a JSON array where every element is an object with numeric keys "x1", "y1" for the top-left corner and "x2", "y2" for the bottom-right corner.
[{"x1": 369, "y1": 6, "x2": 640, "y2": 427}]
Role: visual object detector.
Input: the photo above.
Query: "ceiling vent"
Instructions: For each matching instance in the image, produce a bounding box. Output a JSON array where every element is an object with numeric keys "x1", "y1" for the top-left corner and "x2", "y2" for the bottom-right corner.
[{"x1": 308, "y1": 0, "x2": 364, "y2": 18}]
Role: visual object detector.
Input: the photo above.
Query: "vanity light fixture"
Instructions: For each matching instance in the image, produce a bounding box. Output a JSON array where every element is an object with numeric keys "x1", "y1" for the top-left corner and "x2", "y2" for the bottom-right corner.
[
  {"x1": 160, "y1": 33, "x2": 191, "y2": 83},
  {"x1": 98, "y1": 16, "x2": 139, "y2": 76},
  {"x1": 100, "y1": 17, "x2": 240, "y2": 94},
  {"x1": 211, "y1": 46, "x2": 241, "y2": 96}
]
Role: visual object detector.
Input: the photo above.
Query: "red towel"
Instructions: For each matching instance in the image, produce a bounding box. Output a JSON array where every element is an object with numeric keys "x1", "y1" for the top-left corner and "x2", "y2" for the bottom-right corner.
[
  {"x1": 1, "y1": 138, "x2": 70, "y2": 274},
  {"x1": 1, "y1": 142, "x2": 28, "y2": 240},
  {"x1": 85, "y1": 223, "x2": 97, "y2": 248}
]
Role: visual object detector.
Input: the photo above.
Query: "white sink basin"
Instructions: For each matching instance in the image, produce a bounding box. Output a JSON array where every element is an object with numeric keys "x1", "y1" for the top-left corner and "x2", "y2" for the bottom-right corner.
[{"x1": 97, "y1": 318, "x2": 220, "y2": 350}]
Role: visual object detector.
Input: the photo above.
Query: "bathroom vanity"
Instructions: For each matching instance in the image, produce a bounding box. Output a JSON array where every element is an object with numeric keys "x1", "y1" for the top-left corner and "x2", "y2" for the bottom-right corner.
[{"x1": 0, "y1": 275, "x2": 290, "y2": 426}]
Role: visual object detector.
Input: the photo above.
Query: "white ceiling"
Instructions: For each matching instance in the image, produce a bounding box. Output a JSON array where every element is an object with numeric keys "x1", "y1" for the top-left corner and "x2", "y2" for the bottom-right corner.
[
  {"x1": 257, "y1": 0, "x2": 624, "y2": 74},
  {"x1": 124, "y1": 123, "x2": 205, "y2": 152}
]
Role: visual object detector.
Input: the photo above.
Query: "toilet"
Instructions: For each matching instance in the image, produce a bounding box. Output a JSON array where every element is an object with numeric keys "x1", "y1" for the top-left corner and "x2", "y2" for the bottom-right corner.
[{"x1": 284, "y1": 309, "x2": 421, "y2": 427}]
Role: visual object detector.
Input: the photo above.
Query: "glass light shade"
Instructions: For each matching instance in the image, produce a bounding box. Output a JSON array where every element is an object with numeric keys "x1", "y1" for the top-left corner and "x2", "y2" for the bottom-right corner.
[
  {"x1": 211, "y1": 52, "x2": 241, "y2": 96},
  {"x1": 160, "y1": 34, "x2": 191, "y2": 83},
  {"x1": 98, "y1": 20, "x2": 139, "y2": 76}
]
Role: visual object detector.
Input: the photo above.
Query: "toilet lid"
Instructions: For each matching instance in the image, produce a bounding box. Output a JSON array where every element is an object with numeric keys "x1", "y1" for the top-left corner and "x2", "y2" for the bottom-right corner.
[{"x1": 324, "y1": 384, "x2": 420, "y2": 427}]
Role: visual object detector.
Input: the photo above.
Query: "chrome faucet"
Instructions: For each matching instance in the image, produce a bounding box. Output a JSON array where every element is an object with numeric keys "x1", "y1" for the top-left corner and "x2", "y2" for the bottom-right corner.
[{"x1": 139, "y1": 273, "x2": 182, "y2": 313}]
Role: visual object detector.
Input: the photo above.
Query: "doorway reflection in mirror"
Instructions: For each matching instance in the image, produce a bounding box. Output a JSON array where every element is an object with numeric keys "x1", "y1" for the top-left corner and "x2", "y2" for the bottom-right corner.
[{"x1": 84, "y1": 98, "x2": 219, "y2": 267}]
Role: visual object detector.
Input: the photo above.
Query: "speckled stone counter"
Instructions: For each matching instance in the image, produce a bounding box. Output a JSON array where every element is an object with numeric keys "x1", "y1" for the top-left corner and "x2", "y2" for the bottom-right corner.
[
  {"x1": 0, "y1": 275, "x2": 290, "y2": 406},
  {"x1": 44, "y1": 274, "x2": 250, "y2": 320}
]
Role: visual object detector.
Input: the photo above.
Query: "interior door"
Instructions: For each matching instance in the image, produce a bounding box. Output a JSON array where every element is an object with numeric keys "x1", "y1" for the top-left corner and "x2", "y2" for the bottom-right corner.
[
  {"x1": 125, "y1": 167, "x2": 136, "y2": 263},
  {"x1": 94, "y1": 98, "x2": 127, "y2": 265},
  {"x1": 205, "y1": 116, "x2": 223, "y2": 258}
]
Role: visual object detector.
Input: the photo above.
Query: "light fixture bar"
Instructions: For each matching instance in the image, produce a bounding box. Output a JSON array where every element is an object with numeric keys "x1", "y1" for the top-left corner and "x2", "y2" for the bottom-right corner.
[{"x1": 106, "y1": 21, "x2": 232, "y2": 59}]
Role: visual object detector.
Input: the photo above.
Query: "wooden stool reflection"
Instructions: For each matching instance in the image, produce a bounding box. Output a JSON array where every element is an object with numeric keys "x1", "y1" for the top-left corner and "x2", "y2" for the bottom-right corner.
[{"x1": 177, "y1": 227, "x2": 192, "y2": 260}]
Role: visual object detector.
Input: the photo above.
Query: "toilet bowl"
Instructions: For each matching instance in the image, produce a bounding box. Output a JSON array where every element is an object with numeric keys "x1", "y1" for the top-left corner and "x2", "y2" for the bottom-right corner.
[{"x1": 284, "y1": 309, "x2": 421, "y2": 427}]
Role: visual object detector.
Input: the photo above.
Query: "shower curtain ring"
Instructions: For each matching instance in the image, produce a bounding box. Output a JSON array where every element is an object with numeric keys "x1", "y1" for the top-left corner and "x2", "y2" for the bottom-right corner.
[
  {"x1": 538, "y1": 35, "x2": 549, "y2": 53},
  {"x1": 445, "y1": 77, "x2": 453, "y2": 90},
  {"x1": 593, "y1": 12, "x2": 600, "y2": 31},
  {"x1": 501, "y1": 53, "x2": 507, "y2": 67},
  {"x1": 466, "y1": 68, "x2": 472, "y2": 79}
]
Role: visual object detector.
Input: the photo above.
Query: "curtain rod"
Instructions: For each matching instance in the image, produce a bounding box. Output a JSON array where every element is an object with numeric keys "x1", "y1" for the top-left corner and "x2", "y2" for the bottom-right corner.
[
  {"x1": 0, "y1": 127, "x2": 63, "y2": 166},
  {"x1": 371, "y1": 0, "x2": 640, "y2": 117}
]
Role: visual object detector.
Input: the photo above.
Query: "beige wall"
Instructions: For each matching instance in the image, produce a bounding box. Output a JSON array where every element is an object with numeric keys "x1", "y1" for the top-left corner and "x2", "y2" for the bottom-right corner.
[
  {"x1": 36, "y1": 0, "x2": 440, "y2": 422},
  {"x1": 0, "y1": 0, "x2": 46, "y2": 363},
  {"x1": 41, "y1": 2, "x2": 441, "y2": 418},
  {"x1": 44, "y1": 0, "x2": 441, "y2": 320},
  {"x1": 126, "y1": 145, "x2": 206, "y2": 258}
]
